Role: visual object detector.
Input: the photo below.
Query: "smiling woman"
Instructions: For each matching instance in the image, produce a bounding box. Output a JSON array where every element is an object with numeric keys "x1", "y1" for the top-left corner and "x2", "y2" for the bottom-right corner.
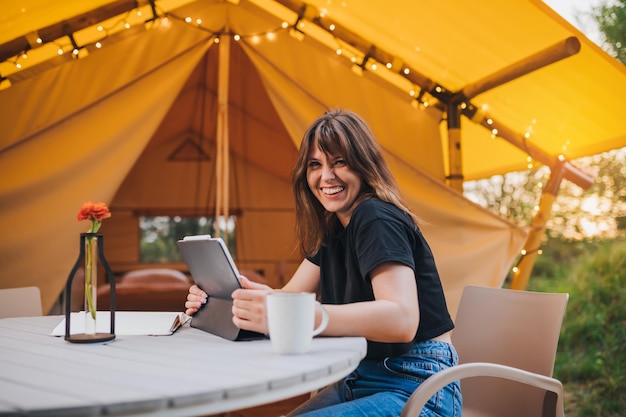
[{"x1": 185, "y1": 109, "x2": 461, "y2": 417}]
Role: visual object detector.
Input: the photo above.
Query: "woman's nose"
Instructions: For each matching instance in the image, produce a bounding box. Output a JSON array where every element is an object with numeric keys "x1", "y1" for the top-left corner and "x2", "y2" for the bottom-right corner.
[{"x1": 321, "y1": 166, "x2": 335, "y2": 180}]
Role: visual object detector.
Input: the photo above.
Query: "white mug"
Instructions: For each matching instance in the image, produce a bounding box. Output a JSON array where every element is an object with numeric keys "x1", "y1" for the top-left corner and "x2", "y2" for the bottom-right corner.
[{"x1": 266, "y1": 292, "x2": 329, "y2": 354}]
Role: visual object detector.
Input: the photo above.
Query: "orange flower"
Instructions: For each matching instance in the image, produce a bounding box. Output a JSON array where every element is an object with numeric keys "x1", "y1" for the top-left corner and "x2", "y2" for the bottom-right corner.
[{"x1": 77, "y1": 201, "x2": 111, "y2": 227}]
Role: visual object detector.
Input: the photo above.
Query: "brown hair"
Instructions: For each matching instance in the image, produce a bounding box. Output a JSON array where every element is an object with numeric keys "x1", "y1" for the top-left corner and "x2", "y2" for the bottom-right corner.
[{"x1": 292, "y1": 109, "x2": 419, "y2": 256}]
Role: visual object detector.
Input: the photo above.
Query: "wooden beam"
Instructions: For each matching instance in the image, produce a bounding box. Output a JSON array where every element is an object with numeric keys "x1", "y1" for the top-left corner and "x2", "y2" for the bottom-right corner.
[
  {"x1": 462, "y1": 37, "x2": 581, "y2": 100},
  {"x1": 0, "y1": 0, "x2": 140, "y2": 62}
]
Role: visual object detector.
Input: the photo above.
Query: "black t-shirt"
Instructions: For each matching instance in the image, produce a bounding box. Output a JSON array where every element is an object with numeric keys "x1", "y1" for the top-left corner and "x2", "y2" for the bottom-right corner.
[{"x1": 307, "y1": 198, "x2": 454, "y2": 359}]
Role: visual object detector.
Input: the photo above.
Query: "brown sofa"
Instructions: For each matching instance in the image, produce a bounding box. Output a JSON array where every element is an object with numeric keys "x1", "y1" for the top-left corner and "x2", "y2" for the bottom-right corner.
[{"x1": 97, "y1": 268, "x2": 191, "y2": 312}]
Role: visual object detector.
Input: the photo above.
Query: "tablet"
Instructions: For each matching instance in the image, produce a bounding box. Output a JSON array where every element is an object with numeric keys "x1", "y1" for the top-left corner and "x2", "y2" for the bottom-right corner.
[
  {"x1": 177, "y1": 235, "x2": 241, "y2": 299},
  {"x1": 176, "y1": 235, "x2": 265, "y2": 341}
]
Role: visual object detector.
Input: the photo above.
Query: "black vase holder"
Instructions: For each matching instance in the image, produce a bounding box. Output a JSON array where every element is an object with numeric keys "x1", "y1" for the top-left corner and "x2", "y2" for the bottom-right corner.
[{"x1": 64, "y1": 232, "x2": 116, "y2": 343}]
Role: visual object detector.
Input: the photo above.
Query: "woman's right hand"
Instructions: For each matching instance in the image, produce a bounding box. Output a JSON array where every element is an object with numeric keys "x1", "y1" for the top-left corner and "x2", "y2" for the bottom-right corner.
[
  {"x1": 185, "y1": 284, "x2": 207, "y2": 316},
  {"x1": 231, "y1": 275, "x2": 274, "y2": 334}
]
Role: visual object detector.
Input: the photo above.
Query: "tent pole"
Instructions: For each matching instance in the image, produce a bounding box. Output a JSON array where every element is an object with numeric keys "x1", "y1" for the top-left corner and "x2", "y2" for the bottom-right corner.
[
  {"x1": 509, "y1": 162, "x2": 566, "y2": 290},
  {"x1": 446, "y1": 103, "x2": 464, "y2": 192},
  {"x1": 215, "y1": 35, "x2": 231, "y2": 240}
]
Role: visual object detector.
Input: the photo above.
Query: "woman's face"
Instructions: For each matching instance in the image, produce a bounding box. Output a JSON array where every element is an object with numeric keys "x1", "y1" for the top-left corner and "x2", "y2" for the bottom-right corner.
[{"x1": 306, "y1": 146, "x2": 362, "y2": 227}]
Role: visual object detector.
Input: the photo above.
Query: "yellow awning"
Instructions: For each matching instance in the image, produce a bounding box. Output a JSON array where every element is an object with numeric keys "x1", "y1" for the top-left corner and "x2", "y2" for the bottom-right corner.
[{"x1": 1, "y1": 0, "x2": 624, "y2": 181}]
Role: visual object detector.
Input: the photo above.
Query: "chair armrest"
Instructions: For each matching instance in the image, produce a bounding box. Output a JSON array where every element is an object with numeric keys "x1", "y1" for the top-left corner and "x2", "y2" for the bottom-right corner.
[{"x1": 400, "y1": 362, "x2": 564, "y2": 417}]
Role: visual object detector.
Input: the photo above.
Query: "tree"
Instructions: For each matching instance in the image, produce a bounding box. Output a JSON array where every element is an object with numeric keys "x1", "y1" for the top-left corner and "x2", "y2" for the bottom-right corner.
[
  {"x1": 548, "y1": 148, "x2": 626, "y2": 240},
  {"x1": 590, "y1": 0, "x2": 626, "y2": 64},
  {"x1": 464, "y1": 147, "x2": 626, "y2": 240},
  {"x1": 463, "y1": 169, "x2": 544, "y2": 228}
]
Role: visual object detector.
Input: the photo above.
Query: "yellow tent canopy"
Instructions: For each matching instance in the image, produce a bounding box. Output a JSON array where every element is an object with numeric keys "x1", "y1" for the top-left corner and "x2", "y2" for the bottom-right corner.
[{"x1": 0, "y1": 0, "x2": 624, "y2": 314}]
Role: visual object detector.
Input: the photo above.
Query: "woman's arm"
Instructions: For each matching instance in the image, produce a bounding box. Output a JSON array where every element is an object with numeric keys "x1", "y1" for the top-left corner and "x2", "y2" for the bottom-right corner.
[
  {"x1": 188, "y1": 259, "x2": 419, "y2": 343},
  {"x1": 183, "y1": 274, "x2": 274, "y2": 317},
  {"x1": 280, "y1": 258, "x2": 320, "y2": 293},
  {"x1": 185, "y1": 259, "x2": 320, "y2": 321},
  {"x1": 318, "y1": 262, "x2": 420, "y2": 343},
  {"x1": 229, "y1": 259, "x2": 321, "y2": 334}
]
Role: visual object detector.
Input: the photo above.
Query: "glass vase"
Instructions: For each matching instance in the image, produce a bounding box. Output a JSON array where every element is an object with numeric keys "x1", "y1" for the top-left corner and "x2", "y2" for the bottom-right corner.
[{"x1": 64, "y1": 232, "x2": 116, "y2": 343}]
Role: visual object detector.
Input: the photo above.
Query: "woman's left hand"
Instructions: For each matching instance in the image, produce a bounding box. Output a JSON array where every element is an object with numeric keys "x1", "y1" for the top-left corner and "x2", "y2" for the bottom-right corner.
[
  {"x1": 231, "y1": 275, "x2": 274, "y2": 334},
  {"x1": 184, "y1": 284, "x2": 208, "y2": 316}
]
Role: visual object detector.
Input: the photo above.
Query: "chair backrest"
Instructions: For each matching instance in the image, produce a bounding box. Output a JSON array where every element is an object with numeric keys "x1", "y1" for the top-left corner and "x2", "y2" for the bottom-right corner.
[
  {"x1": 452, "y1": 285, "x2": 568, "y2": 417},
  {"x1": 0, "y1": 286, "x2": 43, "y2": 318}
]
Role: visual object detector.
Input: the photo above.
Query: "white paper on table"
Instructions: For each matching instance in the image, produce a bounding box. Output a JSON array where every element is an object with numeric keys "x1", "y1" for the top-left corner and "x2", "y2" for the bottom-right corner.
[{"x1": 51, "y1": 311, "x2": 187, "y2": 336}]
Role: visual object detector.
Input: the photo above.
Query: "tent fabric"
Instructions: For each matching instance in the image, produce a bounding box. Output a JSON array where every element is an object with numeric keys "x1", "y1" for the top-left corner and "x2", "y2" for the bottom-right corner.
[
  {"x1": 1, "y1": 0, "x2": 624, "y2": 178},
  {"x1": 1, "y1": 0, "x2": 623, "y2": 314},
  {"x1": 241, "y1": 36, "x2": 447, "y2": 180},
  {"x1": 0, "y1": 21, "x2": 211, "y2": 312}
]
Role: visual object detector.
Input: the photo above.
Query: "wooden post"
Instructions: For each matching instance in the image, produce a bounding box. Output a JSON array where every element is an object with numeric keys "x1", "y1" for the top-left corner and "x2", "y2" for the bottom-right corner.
[{"x1": 509, "y1": 162, "x2": 566, "y2": 290}]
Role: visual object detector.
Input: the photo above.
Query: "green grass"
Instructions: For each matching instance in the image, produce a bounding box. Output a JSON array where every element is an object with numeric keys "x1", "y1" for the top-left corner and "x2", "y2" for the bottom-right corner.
[{"x1": 527, "y1": 238, "x2": 626, "y2": 417}]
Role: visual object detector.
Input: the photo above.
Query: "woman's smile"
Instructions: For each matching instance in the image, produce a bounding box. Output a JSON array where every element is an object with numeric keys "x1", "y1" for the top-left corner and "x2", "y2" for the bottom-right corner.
[{"x1": 322, "y1": 186, "x2": 345, "y2": 195}]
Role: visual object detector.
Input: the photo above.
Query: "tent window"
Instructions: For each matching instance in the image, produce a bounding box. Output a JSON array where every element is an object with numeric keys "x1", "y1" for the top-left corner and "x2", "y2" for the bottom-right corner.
[{"x1": 139, "y1": 215, "x2": 236, "y2": 263}]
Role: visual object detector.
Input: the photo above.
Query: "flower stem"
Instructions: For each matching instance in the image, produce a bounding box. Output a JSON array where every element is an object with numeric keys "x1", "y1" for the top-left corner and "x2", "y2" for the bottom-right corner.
[{"x1": 85, "y1": 236, "x2": 96, "y2": 320}]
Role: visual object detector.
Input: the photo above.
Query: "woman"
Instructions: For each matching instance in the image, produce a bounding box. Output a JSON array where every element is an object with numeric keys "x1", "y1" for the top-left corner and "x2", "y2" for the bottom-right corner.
[{"x1": 186, "y1": 109, "x2": 461, "y2": 416}]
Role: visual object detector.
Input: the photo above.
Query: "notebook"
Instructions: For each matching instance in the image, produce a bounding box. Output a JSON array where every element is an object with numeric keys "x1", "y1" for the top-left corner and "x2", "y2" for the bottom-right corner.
[
  {"x1": 176, "y1": 235, "x2": 265, "y2": 341},
  {"x1": 51, "y1": 311, "x2": 185, "y2": 336}
]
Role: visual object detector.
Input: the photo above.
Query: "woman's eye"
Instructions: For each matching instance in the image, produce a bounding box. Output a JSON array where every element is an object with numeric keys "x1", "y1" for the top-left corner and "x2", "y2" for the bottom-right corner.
[
  {"x1": 308, "y1": 161, "x2": 321, "y2": 168},
  {"x1": 334, "y1": 159, "x2": 346, "y2": 166}
]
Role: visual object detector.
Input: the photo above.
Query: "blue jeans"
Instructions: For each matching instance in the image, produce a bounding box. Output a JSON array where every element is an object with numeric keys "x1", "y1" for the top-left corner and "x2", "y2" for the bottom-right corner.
[{"x1": 287, "y1": 340, "x2": 462, "y2": 417}]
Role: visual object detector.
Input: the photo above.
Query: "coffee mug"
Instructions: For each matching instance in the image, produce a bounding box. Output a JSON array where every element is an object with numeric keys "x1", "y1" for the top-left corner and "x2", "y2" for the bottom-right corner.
[{"x1": 266, "y1": 292, "x2": 329, "y2": 354}]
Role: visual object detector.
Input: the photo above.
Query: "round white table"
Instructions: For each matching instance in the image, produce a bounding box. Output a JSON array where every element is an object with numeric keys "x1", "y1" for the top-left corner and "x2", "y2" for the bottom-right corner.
[{"x1": 0, "y1": 315, "x2": 366, "y2": 417}]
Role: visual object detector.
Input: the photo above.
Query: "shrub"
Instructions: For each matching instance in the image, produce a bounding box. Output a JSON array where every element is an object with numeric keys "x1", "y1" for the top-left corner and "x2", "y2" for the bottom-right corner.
[{"x1": 528, "y1": 239, "x2": 626, "y2": 417}]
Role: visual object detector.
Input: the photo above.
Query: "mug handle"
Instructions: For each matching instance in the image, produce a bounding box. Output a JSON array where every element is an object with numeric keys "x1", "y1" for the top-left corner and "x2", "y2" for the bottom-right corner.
[{"x1": 312, "y1": 301, "x2": 329, "y2": 336}]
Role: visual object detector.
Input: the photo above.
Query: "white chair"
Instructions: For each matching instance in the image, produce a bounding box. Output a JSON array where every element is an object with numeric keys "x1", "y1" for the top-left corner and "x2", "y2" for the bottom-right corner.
[
  {"x1": 401, "y1": 285, "x2": 569, "y2": 417},
  {"x1": 0, "y1": 286, "x2": 43, "y2": 318}
]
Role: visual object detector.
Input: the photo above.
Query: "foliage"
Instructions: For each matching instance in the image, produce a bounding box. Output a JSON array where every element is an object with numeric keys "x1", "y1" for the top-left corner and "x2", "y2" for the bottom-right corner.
[
  {"x1": 140, "y1": 215, "x2": 236, "y2": 263},
  {"x1": 548, "y1": 148, "x2": 626, "y2": 240},
  {"x1": 526, "y1": 236, "x2": 589, "y2": 280},
  {"x1": 590, "y1": 0, "x2": 626, "y2": 64},
  {"x1": 528, "y1": 238, "x2": 626, "y2": 417},
  {"x1": 463, "y1": 168, "x2": 545, "y2": 228},
  {"x1": 464, "y1": 148, "x2": 626, "y2": 240}
]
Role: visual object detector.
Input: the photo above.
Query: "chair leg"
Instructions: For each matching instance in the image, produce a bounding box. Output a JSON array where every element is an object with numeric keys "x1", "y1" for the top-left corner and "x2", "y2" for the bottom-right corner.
[{"x1": 542, "y1": 390, "x2": 557, "y2": 417}]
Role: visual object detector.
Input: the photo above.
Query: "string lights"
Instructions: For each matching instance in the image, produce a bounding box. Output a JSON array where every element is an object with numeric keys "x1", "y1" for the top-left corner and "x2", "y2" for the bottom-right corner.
[
  {"x1": 0, "y1": 3, "x2": 164, "y2": 87},
  {"x1": 0, "y1": 0, "x2": 572, "y2": 175},
  {"x1": 511, "y1": 246, "x2": 543, "y2": 274},
  {"x1": 0, "y1": 1, "x2": 444, "y2": 116}
]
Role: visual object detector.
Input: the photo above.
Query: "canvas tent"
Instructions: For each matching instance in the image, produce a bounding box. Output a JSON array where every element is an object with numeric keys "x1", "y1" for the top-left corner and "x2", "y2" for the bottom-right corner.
[{"x1": 0, "y1": 0, "x2": 625, "y2": 315}]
